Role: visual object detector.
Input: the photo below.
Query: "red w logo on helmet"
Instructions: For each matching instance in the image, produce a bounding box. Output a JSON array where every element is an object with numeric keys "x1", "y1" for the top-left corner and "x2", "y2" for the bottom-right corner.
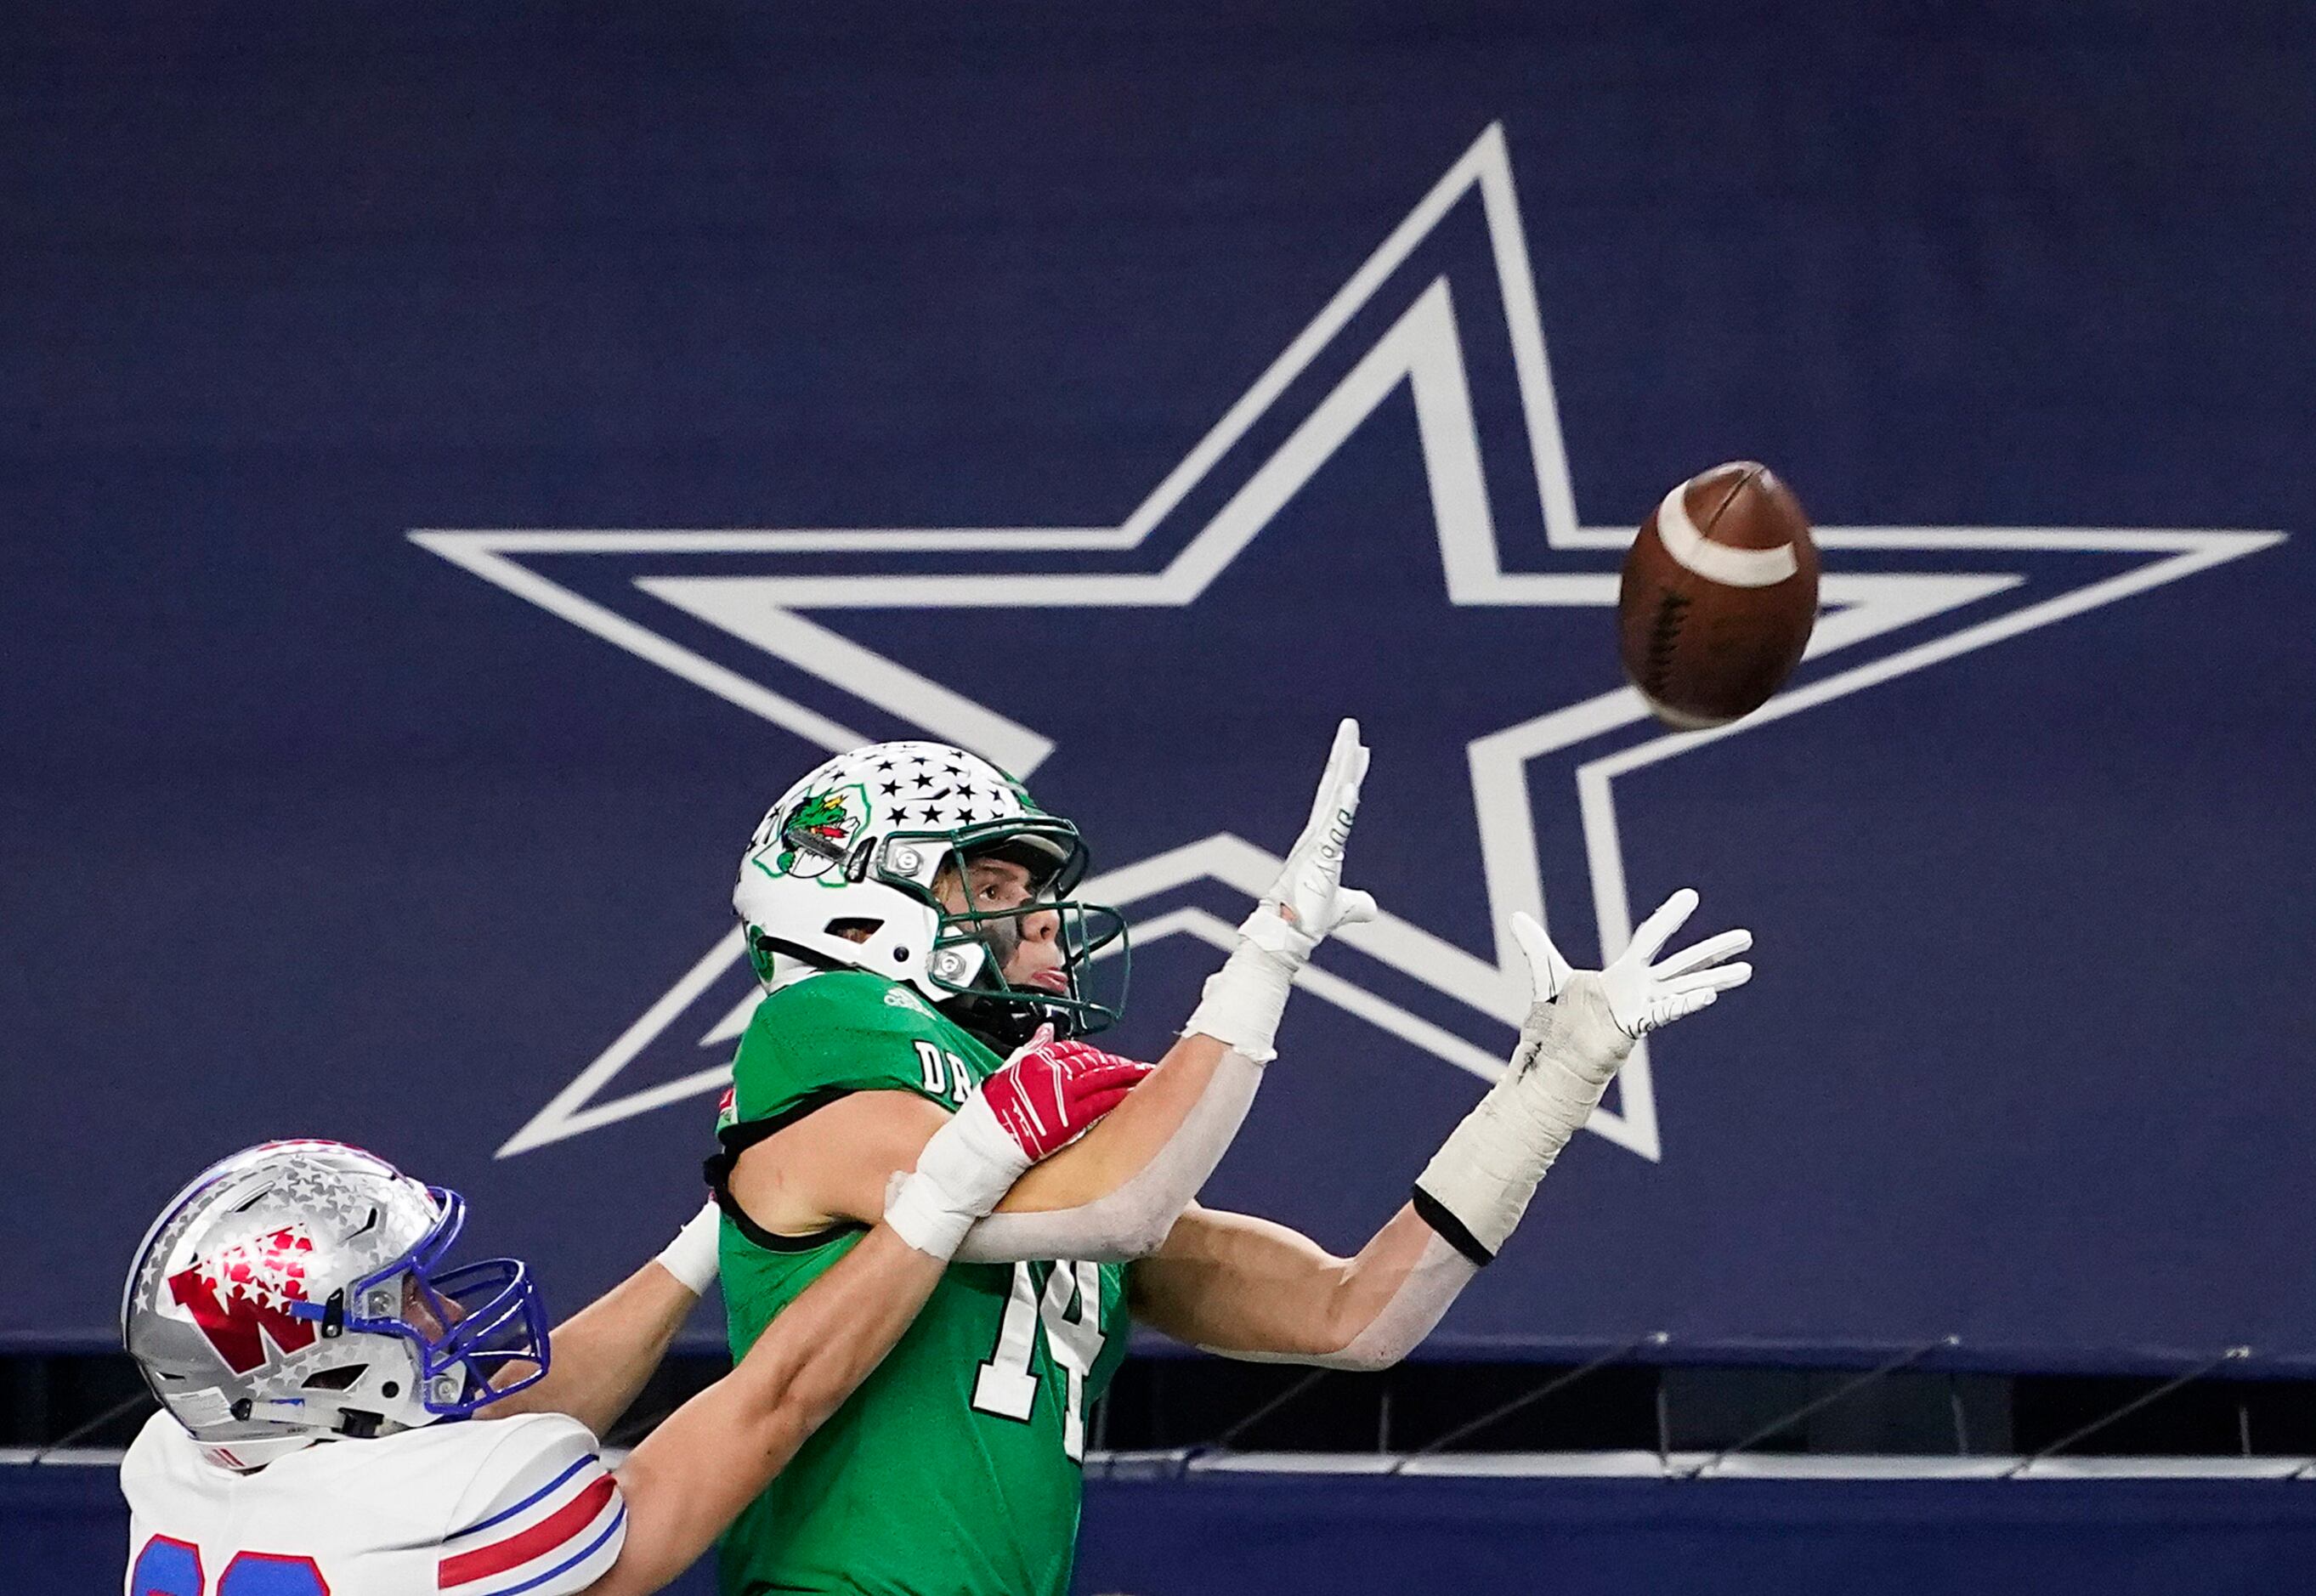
[{"x1": 167, "y1": 1225, "x2": 320, "y2": 1374}]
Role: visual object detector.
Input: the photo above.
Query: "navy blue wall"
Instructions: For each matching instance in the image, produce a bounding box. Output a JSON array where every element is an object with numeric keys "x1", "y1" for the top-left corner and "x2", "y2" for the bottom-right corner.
[
  {"x1": 28, "y1": 1463, "x2": 2316, "y2": 1596},
  {"x1": 4, "y1": 3, "x2": 2312, "y2": 1363},
  {"x1": 1074, "y1": 1473, "x2": 2316, "y2": 1595}
]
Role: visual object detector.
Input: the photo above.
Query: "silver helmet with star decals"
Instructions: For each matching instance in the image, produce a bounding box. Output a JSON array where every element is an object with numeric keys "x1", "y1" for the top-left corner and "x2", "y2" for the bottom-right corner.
[
  {"x1": 733, "y1": 740, "x2": 1128, "y2": 1044},
  {"x1": 122, "y1": 1140, "x2": 548, "y2": 1465}
]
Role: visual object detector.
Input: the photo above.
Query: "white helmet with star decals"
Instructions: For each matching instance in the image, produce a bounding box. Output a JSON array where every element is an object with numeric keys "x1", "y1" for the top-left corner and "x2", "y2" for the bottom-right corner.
[
  {"x1": 122, "y1": 1140, "x2": 548, "y2": 1467},
  {"x1": 733, "y1": 741, "x2": 1127, "y2": 1044}
]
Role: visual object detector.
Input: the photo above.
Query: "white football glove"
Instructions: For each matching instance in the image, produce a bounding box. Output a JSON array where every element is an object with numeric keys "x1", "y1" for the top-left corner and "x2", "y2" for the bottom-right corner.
[
  {"x1": 1512, "y1": 887, "x2": 1753, "y2": 1072},
  {"x1": 1413, "y1": 890, "x2": 1752, "y2": 1259},
  {"x1": 1243, "y1": 717, "x2": 1379, "y2": 965},
  {"x1": 1185, "y1": 718, "x2": 1378, "y2": 1061}
]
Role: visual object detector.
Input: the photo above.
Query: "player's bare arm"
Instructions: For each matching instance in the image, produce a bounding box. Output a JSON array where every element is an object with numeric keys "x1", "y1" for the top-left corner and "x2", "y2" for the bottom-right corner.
[
  {"x1": 1126, "y1": 1202, "x2": 1444, "y2": 1364},
  {"x1": 579, "y1": 1043, "x2": 1142, "y2": 1596},
  {"x1": 590, "y1": 1225, "x2": 946, "y2": 1596},
  {"x1": 725, "y1": 720, "x2": 1377, "y2": 1258},
  {"x1": 1129, "y1": 891, "x2": 1755, "y2": 1367},
  {"x1": 700, "y1": 724, "x2": 1370, "y2": 1594},
  {"x1": 480, "y1": 1203, "x2": 721, "y2": 1435},
  {"x1": 118, "y1": 1039, "x2": 1143, "y2": 1596},
  {"x1": 725, "y1": 1030, "x2": 1234, "y2": 1236}
]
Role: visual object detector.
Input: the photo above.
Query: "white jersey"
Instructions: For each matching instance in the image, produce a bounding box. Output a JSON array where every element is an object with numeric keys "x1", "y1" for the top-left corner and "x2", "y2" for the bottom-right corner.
[{"x1": 121, "y1": 1409, "x2": 626, "y2": 1596}]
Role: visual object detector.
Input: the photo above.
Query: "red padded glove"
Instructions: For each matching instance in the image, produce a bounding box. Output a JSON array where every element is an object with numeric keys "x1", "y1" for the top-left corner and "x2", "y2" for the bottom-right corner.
[
  {"x1": 886, "y1": 1023, "x2": 1153, "y2": 1258},
  {"x1": 980, "y1": 1025, "x2": 1154, "y2": 1162}
]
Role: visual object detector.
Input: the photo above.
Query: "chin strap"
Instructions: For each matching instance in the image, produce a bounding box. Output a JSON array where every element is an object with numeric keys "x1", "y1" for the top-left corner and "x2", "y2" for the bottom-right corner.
[{"x1": 937, "y1": 993, "x2": 1052, "y2": 1056}]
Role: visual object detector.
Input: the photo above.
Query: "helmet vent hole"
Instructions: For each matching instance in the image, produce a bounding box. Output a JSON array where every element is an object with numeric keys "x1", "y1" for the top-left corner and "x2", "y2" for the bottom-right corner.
[
  {"x1": 379, "y1": 1381, "x2": 399, "y2": 1399},
  {"x1": 824, "y1": 917, "x2": 882, "y2": 944},
  {"x1": 346, "y1": 1206, "x2": 379, "y2": 1241},
  {"x1": 227, "y1": 1183, "x2": 275, "y2": 1214},
  {"x1": 301, "y1": 1365, "x2": 366, "y2": 1391}
]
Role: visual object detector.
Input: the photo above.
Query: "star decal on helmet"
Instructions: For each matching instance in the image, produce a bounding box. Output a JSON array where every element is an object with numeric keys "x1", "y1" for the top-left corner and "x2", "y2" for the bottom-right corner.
[{"x1": 167, "y1": 1226, "x2": 320, "y2": 1375}]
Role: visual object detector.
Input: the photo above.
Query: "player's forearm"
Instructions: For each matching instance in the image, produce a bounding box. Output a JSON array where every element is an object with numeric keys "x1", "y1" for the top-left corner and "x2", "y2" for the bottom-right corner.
[
  {"x1": 960, "y1": 723, "x2": 1377, "y2": 1254},
  {"x1": 1311, "y1": 1204, "x2": 1456, "y2": 1354},
  {"x1": 603, "y1": 1033, "x2": 1140, "y2": 1590},
  {"x1": 484, "y1": 1206, "x2": 719, "y2": 1435},
  {"x1": 953, "y1": 1033, "x2": 1258, "y2": 1262},
  {"x1": 603, "y1": 1226, "x2": 944, "y2": 1595},
  {"x1": 949, "y1": 723, "x2": 1378, "y2": 1257},
  {"x1": 994, "y1": 1030, "x2": 1227, "y2": 1208},
  {"x1": 482, "y1": 1258, "x2": 700, "y2": 1436},
  {"x1": 1131, "y1": 1203, "x2": 1461, "y2": 1367},
  {"x1": 1186, "y1": 889, "x2": 1753, "y2": 1372}
]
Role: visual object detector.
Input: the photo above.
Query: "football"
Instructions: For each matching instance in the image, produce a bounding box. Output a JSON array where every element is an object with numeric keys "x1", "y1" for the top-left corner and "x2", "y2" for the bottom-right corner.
[{"x1": 1617, "y1": 461, "x2": 1820, "y2": 729}]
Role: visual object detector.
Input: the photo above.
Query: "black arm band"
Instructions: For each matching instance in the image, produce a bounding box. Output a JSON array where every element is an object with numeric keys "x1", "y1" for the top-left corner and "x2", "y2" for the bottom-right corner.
[{"x1": 1410, "y1": 1183, "x2": 1496, "y2": 1267}]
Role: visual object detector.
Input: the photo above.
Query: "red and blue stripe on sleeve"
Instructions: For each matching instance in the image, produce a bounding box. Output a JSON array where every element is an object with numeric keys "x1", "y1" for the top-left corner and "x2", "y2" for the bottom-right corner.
[{"x1": 438, "y1": 1453, "x2": 625, "y2": 1595}]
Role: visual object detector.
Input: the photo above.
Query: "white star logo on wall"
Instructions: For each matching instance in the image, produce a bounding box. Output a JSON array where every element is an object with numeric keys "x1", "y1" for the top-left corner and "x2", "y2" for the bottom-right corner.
[{"x1": 415, "y1": 123, "x2": 2281, "y2": 1163}]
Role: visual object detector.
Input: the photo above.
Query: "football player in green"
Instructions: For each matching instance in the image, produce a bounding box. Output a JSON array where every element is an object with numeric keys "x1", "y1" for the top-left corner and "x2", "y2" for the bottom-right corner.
[{"x1": 708, "y1": 722, "x2": 1753, "y2": 1596}]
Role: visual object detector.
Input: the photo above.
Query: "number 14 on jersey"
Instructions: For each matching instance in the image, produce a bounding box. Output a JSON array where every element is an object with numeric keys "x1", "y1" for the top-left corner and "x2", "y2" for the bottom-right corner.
[{"x1": 971, "y1": 1260, "x2": 1103, "y2": 1460}]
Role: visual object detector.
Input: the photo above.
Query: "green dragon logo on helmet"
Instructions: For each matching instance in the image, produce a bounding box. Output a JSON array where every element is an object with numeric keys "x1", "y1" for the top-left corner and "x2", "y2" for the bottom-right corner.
[{"x1": 764, "y1": 784, "x2": 868, "y2": 880}]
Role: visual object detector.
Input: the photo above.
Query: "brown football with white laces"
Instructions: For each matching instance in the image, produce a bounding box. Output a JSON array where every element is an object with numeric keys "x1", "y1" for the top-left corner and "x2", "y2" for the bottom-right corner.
[{"x1": 1617, "y1": 462, "x2": 1820, "y2": 729}]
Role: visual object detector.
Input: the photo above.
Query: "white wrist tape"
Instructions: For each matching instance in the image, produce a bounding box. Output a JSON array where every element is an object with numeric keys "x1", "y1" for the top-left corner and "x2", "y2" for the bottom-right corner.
[
  {"x1": 1182, "y1": 909, "x2": 1304, "y2": 1063},
  {"x1": 1239, "y1": 900, "x2": 1323, "y2": 964},
  {"x1": 952, "y1": 1049, "x2": 1263, "y2": 1264},
  {"x1": 654, "y1": 1201, "x2": 723, "y2": 1294},
  {"x1": 1413, "y1": 974, "x2": 1632, "y2": 1259},
  {"x1": 885, "y1": 1090, "x2": 1030, "y2": 1259}
]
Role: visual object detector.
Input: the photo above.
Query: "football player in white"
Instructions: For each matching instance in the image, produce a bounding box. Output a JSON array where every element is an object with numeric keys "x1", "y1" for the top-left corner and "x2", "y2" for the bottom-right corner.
[{"x1": 117, "y1": 1026, "x2": 1148, "y2": 1596}]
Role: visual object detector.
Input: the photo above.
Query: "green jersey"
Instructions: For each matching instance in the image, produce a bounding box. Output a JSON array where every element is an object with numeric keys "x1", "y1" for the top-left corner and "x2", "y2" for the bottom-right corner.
[{"x1": 712, "y1": 970, "x2": 1130, "y2": 1596}]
